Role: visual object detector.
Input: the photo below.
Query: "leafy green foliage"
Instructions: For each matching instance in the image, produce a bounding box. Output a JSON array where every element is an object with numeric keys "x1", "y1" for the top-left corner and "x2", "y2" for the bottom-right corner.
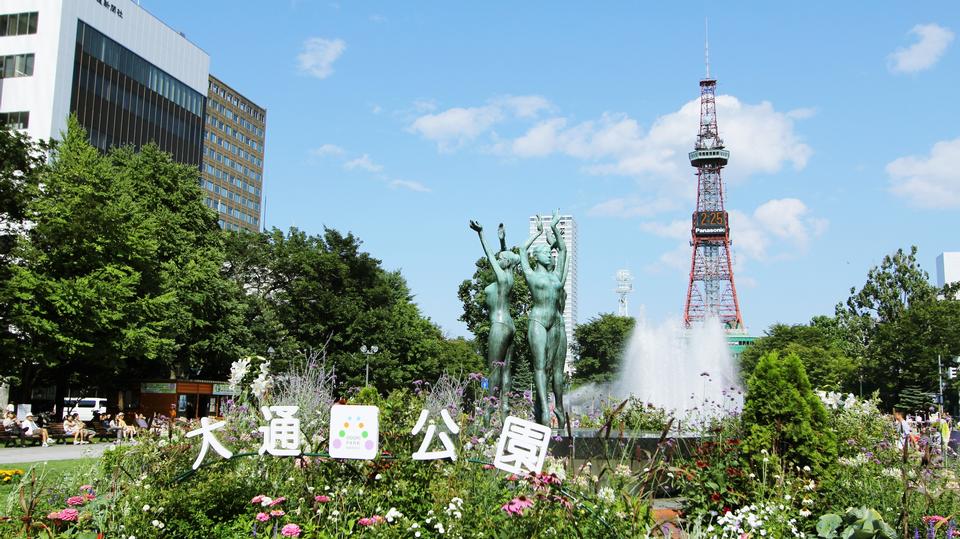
[
  {"x1": 835, "y1": 246, "x2": 947, "y2": 405},
  {"x1": 742, "y1": 351, "x2": 837, "y2": 472},
  {"x1": 223, "y1": 227, "x2": 483, "y2": 392},
  {"x1": 571, "y1": 313, "x2": 634, "y2": 385},
  {"x1": 816, "y1": 507, "x2": 896, "y2": 539}
]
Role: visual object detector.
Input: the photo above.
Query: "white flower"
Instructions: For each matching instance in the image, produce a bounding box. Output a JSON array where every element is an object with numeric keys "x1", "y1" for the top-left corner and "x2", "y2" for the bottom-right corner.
[
  {"x1": 227, "y1": 357, "x2": 251, "y2": 391},
  {"x1": 375, "y1": 474, "x2": 382, "y2": 480},
  {"x1": 799, "y1": 508, "x2": 812, "y2": 517},
  {"x1": 802, "y1": 465, "x2": 811, "y2": 472},
  {"x1": 385, "y1": 507, "x2": 403, "y2": 523},
  {"x1": 12, "y1": 169, "x2": 24, "y2": 178},
  {"x1": 260, "y1": 496, "x2": 273, "y2": 507},
  {"x1": 142, "y1": 504, "x2": 150, "y2": 512},
  {"x1": 151, "y1": 520, "x2": 160, "y2": 527},
  {"x1": 597, "y1": 486, "x2": 616, "y2": 504}
]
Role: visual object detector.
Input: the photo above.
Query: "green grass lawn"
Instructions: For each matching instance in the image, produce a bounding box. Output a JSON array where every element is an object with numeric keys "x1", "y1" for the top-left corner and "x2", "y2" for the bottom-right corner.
[{"x1": 0, "y1": 459, "x2": 95, "y2": 498}]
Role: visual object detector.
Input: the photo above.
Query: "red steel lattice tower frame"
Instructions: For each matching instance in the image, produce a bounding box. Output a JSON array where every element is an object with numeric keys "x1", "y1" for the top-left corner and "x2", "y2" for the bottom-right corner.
[{"x1": 682, "y1": 62, "x2": 743, "y2": 329}]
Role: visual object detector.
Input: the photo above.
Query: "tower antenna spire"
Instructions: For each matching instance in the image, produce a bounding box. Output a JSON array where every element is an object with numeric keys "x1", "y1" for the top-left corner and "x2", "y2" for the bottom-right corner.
[{"x1": 704, "y1": 18, "x2": 710, "y2": 79}]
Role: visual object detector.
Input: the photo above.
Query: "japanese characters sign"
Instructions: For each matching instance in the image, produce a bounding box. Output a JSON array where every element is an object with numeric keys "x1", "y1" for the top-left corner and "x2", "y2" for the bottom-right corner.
[{"x1": 493, "y1": 416, "x2": 551, "y2": 475}]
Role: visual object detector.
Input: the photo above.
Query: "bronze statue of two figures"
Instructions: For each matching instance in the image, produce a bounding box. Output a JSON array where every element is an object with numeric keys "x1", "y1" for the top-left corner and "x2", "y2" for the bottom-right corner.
[{"x1": 469, "y1": 210, "x2": 568, "y2": 428}]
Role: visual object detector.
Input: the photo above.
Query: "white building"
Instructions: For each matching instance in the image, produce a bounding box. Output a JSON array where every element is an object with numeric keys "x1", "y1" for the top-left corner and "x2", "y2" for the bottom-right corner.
[
  {"x1": 528, "y1": 214, "x2": 578, "y2": 373},
  {"x1": 937, "y1": 252, "x2": 960, "y2": 289},
  {"x1": 0, "y1": 0, "x2": 209, "y2": 164}
]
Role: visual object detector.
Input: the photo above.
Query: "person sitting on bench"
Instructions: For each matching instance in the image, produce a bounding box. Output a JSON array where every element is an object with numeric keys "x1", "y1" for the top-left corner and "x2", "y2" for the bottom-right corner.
[{"x1": 22, "y1": 415, "x2": 49, "y2": 447}]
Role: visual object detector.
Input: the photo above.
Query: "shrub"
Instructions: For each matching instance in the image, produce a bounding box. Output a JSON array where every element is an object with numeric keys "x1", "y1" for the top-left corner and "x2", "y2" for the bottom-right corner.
[{"x1": 741, "y1": 351, "x2": 837, "y2": 473}]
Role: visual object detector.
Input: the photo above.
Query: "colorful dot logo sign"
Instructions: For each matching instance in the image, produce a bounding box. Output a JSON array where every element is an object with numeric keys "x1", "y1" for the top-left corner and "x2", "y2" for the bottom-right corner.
[{"x1": 328, "y1": 405, "x2": 379, "y2": 460}]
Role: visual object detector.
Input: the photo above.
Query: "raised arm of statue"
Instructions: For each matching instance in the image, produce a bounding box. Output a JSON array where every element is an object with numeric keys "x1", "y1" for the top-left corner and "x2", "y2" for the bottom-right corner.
[
  {"x1": 521, "y1": 217, "x2": 543, "y2": 276},
  {"x1": 470, "y1": 220, "x2": 505, "y2": 281},
  {"x1": 549, "y1": 209, "x2": 568, "y2": 284},
  {"x1": 498, "y1": 223, "x2": 507, "y2": 253}
]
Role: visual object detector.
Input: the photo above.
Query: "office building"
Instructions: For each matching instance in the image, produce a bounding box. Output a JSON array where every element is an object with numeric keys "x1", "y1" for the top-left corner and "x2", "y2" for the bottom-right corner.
[
  {"x1": 201, "y1": 75, "x2": 265, "y2": 232},
  {"x1": 0, "y1": 0, "x2": 209, "y2": 166},
  {"x1": 0, "y1": 1, "x2": 267, "y2": 233},
  {"x1": 937, "y1": 252, "x2": 960, "y2": 289},
  {"x1": 528, "y1": 213, "x2": 579, "y2": 373}
]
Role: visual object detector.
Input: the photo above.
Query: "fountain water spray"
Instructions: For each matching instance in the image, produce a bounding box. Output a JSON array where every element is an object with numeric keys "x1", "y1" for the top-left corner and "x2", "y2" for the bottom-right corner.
[{"x1": 567, "y1": 315, "x2": 743, "y2": 422}]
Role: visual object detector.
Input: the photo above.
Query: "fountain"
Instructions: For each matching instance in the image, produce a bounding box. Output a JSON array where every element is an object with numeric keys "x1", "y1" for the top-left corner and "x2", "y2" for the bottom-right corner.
[{"x1": 613, "y1": 315, "x2": 742, "y2": 418}]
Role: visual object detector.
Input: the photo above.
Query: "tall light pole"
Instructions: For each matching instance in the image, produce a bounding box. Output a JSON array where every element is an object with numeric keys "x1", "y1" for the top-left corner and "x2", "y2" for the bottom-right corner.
[{"x1": 361, "y1": 345, "x2": 379, "y2": 387}]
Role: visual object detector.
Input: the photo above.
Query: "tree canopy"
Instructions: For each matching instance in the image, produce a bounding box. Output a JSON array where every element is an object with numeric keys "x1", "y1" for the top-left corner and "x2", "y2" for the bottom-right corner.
[{"x1": 571, "y1": 313, "x2": 634, "y2": 385}]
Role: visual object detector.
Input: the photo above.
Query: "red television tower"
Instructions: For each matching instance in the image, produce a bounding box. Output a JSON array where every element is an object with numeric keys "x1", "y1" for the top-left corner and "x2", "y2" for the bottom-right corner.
[{"x1": 683, "y1": 36, "x2": 743, "y2": 329}]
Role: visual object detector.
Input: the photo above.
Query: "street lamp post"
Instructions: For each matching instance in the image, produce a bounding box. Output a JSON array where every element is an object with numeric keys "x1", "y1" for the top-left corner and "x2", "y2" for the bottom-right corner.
[{"x1": 361, "y1": 345, "x2": 379, "y2": 387}]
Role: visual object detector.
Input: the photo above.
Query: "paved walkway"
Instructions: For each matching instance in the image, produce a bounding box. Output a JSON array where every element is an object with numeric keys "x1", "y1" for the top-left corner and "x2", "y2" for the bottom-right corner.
[{"x1": 0, "y1": 442, "x2": 109, "y2": 464}]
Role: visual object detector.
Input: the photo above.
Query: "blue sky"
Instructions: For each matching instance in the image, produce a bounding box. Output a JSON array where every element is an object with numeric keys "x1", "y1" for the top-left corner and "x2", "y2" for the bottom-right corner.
[{"x1": 146, "y1": 1, "x2": 957, "y2": 338}]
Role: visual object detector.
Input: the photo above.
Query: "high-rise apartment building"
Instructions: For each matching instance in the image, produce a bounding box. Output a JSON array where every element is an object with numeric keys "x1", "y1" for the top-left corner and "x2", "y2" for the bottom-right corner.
[
  {"x1": 528, "y1": 214, "x2": 579, "y2": 373},
  {"x1": 937, "y1": 252, "x2": 960, "y2": 289},
  {"x1": 201, "y1": 75, "x2": 265, "y2": 232},
  {"x1": 0, "y1": 0, "x2": 209, "y2": 166}
]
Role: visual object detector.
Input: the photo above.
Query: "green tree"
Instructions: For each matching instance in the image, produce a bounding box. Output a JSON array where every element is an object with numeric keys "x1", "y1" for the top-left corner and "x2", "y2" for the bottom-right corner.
[
  {"x1": 5, "y1": 118, "x2": 172, "y2": 407},
  {"x1": 571, "y1": 313, "x2": 635, "y2": 385},
  {"x1": 0, "y1": 127, "x2": 48, "y2": 399},
  {"x1": 742, "y1": 351, "x2": 837, "y2": 473},
  {"x1": 837, "y1": 247, "x2": 943, "y2": 405},
  {"x1": 222, "y1": 227, "x2": 476, "y2": 392},
  {"x1": 457, "y1": 252, "x2": 534, "y2": 391},
  {"x1": 738, "y1": 320, "x2": 857, "y2": 392}
]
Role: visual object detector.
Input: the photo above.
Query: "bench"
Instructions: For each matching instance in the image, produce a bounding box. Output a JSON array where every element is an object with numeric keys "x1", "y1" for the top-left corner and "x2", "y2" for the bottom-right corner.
[
  {"x1": 92, "y1": 423, "x2": 118, "y2": 442},
  {"x1": 47, "y1": 423, "x2": 73, "y2": 445},
  {"x1": 0, "y1": 428, "x2": 42, "y2": 447},
  {"x1": 0, "y1": 428, "x2": 22, "y2": 447}
]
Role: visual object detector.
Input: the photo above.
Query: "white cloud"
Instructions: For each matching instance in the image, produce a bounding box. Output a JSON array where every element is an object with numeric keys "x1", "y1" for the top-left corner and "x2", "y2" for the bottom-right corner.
[
  {"x1": 887, "y1": 137, "x2": 960, "y2": 208},
  {"x1": 343, "y1": 154, "x2": 383, "y2": 172},
  {"x1": 643, "y1": 198, "x2": 827, "y2": 275},
  {"x1": 731, "y1": 198, "x2": 827, "y2": 261},
  {"x1": 504, "y1": 96, "x2": 811, "y2": 219},
  {"x1": 389, "y1": 179, "x2": 431, "y2": 192},
  {"x1": 639, "y1": 219, "x2": 689, "y2": 240},
  {"x1": 888, "y1": 23, "x2": 954, "y2": 74},
  {"x1": 409, "y1": 105, "x2": 503, "y2": 150},
  {"x1": 408, "y1": 95, "x2": 550, "y2": 151},
  {"x1": 297, "y1": 37, "x2": 346, "y2": 79},
  {"x1": 310, "y1": 144, "x2": 345, "y2": 157}
]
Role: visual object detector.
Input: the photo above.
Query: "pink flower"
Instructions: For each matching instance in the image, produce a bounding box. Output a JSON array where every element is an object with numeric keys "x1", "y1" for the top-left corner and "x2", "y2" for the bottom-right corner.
[
  {"x1": 314, "y1": 495, "x2": 331, "y2": 503},
  {"x1": 268, "y1": 496, "x2": 286, "y2": 507},
  {"x1": 281, "y1": 524, "x2": 302, "y2": 537},
  {"x1": 482, "y1": 464, "x2": 495, "y2": 470},
  {"x1": 58, "y1": 508, "x2": 79, "y2": 522},
  {"x1": 66, "y1": 496, "x2": 85, "y2": 507},
  {"x1": 255, "y1": 512, "x2": 270, "y2": 522},
  {"x1": 47, "y1": 512, "x2": 61, "y2": 520},
  {"x1": 500, "y1": 495, "x2": 534, "y2": 516},
  {"x1": 79, "y1": 484, "x2": 93, "y2": 491},
  {"x1": 358, "y1": 517, "x2": 381, "y2": 527},
  {"x1": 251, "y1": 495, "x2": 265, "y2": 505}
]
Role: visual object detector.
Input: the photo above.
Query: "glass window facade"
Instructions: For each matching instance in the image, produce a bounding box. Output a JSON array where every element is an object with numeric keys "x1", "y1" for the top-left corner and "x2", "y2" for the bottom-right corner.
[
  {"x1": 70, "y1": 20, "x2": 205, "y2": 166},
  {"x1": 0, "y1": 111, "x2": 29, "y2": 129},
  {"x1": 0, "y1": 12, "x2": 38, "y2": 36},
  {"x1": 0, "y1": 53, "x2": 34, "y2": 78}
]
